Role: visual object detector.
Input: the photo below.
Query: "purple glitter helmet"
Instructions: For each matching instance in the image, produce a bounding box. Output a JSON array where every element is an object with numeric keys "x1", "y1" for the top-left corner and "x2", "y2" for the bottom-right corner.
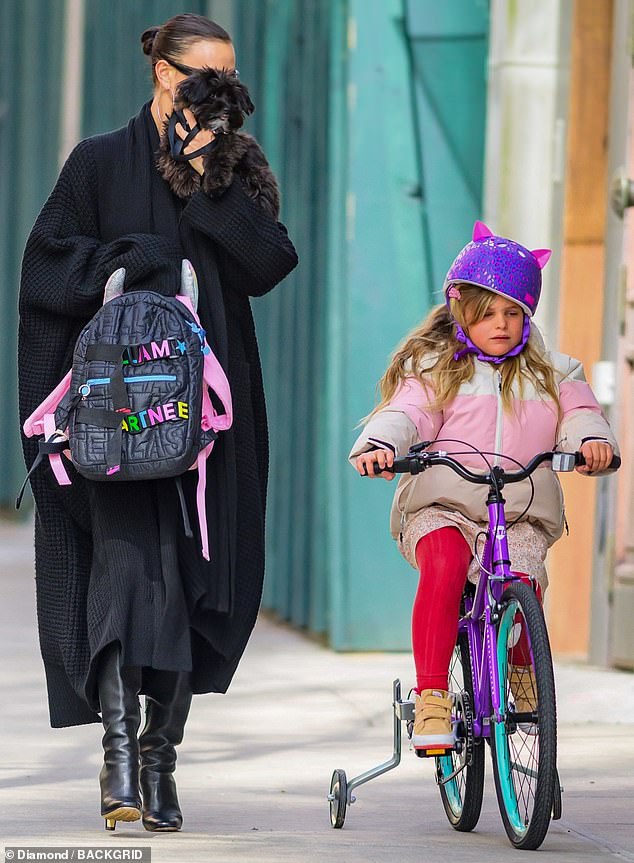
[{"x1": 443, "y1": 221, "x2": 552, "y2": 317}]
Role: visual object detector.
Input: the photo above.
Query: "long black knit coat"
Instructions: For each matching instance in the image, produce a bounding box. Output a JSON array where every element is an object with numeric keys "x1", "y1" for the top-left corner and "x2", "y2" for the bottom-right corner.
[{"x1": 18, "y1": 104, "x2": 297, "y2": 727}]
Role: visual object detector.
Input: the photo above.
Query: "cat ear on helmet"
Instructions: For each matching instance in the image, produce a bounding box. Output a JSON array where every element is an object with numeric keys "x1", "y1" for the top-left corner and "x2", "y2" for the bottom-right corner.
[
  {"x1": 531, "y1": 249, "x2": 552, "y2": 269},
  {"x1": 472, "y1": 221, "x2": 494, "y2": 241}
]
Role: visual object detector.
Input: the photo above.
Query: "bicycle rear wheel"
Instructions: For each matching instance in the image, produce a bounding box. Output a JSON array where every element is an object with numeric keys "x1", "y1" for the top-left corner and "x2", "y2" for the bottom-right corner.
[
  {"x1": 436, "y1": 631, "x2": 485, "y2": 831},
  {"x1": 490, "y1": 581, "x2": 557, "y2": 850}
]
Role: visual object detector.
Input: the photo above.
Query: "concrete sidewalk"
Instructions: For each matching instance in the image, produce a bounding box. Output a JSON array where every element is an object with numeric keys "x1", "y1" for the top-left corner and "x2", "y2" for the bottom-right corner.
[{"x1": 1, "y1": 519, "x2": 633, "y2": 862}]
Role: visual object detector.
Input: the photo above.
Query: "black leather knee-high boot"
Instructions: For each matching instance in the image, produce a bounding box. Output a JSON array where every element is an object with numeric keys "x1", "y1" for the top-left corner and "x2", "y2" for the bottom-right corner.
[
  {"x1": 139, "y1": 671, "x2": 192, "y2": 832},
  {"x1": 97, "y1": 642, "x2": 143, "y2": 831}
]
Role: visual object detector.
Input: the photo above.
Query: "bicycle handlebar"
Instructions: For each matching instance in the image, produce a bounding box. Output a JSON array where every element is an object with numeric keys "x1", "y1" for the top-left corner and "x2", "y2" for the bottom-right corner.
[{"x1": 371, "y1": 449, "x2": 621, "y2": 484}]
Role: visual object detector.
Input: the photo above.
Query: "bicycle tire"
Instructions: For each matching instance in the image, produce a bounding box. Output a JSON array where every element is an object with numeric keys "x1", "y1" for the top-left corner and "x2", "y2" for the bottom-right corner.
[
  {"x1": 490, "y1": 582, "x2": 557, "y2": 850},
  {"x1": 436, "y1": 631, "x2": 485, "y2": 831}
]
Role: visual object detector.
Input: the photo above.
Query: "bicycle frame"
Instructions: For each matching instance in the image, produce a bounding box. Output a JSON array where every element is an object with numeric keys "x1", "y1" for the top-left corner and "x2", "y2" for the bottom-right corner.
[{"x1": 459, "y1": 494, "x2": 523, "y2": 738}]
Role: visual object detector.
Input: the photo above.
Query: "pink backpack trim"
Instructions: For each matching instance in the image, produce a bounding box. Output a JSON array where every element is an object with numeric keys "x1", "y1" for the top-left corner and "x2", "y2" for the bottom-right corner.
[{"x1": 176, "y1": 294, "x2": 232, "y2": 560}]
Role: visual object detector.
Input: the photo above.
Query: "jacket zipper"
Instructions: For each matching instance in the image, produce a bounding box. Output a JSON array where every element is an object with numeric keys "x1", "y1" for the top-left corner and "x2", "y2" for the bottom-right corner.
[{"x1": 494, "y1": 369, "x2": 503, "y2": 465}]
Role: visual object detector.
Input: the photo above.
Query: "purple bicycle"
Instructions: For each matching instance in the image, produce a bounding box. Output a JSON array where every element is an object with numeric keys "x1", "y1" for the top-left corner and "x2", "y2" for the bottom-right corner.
[{"x1": 329, "y1": 445, "x2": 620, "y2": 850}]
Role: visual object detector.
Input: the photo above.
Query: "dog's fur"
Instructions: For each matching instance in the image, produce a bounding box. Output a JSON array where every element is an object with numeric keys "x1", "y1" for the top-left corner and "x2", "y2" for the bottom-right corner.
[{"x1": 156, "y1": 69, "x2": 280, "y2": 219}]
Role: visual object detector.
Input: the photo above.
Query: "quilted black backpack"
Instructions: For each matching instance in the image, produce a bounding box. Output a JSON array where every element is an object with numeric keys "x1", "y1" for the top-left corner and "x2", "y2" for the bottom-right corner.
[{"x1": 19, "y1": 260, "x2": 232, "y2": 560}]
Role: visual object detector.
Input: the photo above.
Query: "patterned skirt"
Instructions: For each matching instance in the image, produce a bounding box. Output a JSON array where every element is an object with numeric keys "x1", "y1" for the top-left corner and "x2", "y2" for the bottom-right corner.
[{"x1": 400, "y1": 505, "x2": 550, "y2": 592}]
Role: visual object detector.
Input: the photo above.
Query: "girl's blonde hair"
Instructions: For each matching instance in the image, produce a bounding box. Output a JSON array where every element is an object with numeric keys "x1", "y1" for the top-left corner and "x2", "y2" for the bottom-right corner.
[{"x1": 368, "y1": 285, "x2": 561, "y2": 422}]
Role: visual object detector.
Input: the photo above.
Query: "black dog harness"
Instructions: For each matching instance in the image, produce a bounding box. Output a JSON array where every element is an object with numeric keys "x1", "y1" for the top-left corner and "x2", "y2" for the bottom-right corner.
[{"x1": 167, "y1": 110, "x2": 220, "y2": 162}]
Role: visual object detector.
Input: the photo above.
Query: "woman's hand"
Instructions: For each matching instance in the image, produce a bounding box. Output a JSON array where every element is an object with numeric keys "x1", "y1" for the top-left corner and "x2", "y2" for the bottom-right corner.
[
  {"x1": 173, "y1": 107, "x2": 215, "y2": 176},
  {"x1": 577, "y1": 440, "x2": 614, "y2": 474},
  {"x1": 355, "y1": 448, "x2": 395, "y2": 481}
]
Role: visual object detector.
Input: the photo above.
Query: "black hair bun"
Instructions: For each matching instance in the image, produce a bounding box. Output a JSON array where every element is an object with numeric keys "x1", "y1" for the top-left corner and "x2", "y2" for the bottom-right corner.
[{"x1": 141, "y1": 26, "x2": 160, "y2": 56}]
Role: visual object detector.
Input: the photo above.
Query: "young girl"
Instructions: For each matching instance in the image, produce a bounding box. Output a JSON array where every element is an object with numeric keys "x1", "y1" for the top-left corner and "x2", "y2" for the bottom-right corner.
[{"x1": 349, "y1": 222, "x2": 619, "y2": 753}]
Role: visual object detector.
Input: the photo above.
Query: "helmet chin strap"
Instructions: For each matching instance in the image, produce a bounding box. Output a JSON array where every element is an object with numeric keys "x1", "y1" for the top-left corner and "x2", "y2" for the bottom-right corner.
[
  {"x1": 453, "y1": 315, "x2": 531, "y2": 364},
  {"x1": 167, "y1": 110, "x2": 219, "y2": 162}
]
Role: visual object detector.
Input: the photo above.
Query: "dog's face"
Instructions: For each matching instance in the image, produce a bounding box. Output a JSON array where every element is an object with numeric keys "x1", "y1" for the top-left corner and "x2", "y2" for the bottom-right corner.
[{"x1": 174, "y1": 68, "x2": 255, "y2": 134}]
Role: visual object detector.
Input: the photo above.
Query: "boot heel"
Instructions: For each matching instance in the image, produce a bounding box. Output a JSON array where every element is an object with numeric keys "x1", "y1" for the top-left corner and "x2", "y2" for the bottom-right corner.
[{"x1": 103, "y1": 805, "x2": 141, "y2": 830}]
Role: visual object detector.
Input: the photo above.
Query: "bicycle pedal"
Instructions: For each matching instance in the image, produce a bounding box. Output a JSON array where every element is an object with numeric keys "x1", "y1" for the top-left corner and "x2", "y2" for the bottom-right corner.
[{"x1": 415, "y1": 747, "x2": 452, "y2": 758}]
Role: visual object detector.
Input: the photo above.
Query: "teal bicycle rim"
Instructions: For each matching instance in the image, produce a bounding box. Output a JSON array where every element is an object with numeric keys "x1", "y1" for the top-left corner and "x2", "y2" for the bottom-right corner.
[
  {"x1": 493, "y1": 598, "x2": 527, "y2": 837},
  {"x1": 438, "y1": 754, "x2": 461, "y2": 814}
]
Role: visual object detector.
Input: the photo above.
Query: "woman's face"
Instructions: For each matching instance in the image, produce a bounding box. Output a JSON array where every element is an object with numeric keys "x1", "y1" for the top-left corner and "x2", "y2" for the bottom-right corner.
[
  {"x1": 174, "y1": 38, "x2": 236, "y2": 77},
  {"x1": 466, "y1": 294, "x2": 524, "y2": 357},
  {"x1": 158, "y1": 39, "x2": 237, "y2": 92}
]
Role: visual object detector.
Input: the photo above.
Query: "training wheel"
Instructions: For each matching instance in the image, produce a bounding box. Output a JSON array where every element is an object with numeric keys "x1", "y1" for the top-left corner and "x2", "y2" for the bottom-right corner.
[{"x1": 329, "y1": 769, "x2": 348, "y2": 828}]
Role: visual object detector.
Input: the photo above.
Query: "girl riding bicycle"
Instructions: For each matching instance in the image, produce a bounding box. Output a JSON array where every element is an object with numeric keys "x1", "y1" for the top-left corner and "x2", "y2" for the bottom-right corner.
[{"x1": 350, "y1": 221, "x2": 619, "y2": 754}]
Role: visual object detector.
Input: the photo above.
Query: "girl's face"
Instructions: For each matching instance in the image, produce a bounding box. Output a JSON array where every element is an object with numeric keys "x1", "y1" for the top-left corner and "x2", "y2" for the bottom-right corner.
[{"x1": 466, "y1": 294, "x2": 524, "y2": 357}]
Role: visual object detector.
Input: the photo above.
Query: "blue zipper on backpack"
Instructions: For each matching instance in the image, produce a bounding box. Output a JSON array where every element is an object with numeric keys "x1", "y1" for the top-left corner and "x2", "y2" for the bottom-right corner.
[
  {"x1": 79, "y1": 374, "x2": 177, "y2": 397},
  {"x1": 86, "y1": 374, "x2": 177, "y2": 386}
]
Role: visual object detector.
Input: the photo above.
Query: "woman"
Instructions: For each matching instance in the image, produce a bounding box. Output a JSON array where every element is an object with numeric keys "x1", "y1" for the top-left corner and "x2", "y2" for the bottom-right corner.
[{"x1": 18, "y1": 13, "x2": 297, "y2": 832}]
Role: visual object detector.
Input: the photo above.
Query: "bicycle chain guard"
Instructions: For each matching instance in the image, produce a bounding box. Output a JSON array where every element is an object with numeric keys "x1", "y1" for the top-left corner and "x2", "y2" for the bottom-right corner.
[{"x1": 459, "y1": 690, "x2": 476, "y2": 766}]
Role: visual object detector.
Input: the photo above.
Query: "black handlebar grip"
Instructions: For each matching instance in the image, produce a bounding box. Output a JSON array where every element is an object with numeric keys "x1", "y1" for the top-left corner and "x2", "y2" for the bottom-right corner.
[
  {"x1": 359, "y1": 463, "x2": 385, "y2": 476},
  {"x1": 367, "y1": 462, "x2": 400, "y2": 475}
]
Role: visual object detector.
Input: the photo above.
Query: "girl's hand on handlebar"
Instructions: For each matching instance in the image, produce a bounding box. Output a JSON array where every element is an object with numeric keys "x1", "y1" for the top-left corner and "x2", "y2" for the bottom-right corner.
[
  {"x1": 356, "y1": 449, "x2": 395, "y2": 480},
  {"x1": 577, "y1": 440, "x2": 614, "y2": 474}
]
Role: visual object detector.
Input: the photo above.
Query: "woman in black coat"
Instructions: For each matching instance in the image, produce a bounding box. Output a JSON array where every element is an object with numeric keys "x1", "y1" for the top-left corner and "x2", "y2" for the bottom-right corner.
[{"x1": 18, "y1": 14, "x2": 297, "y2": 832}]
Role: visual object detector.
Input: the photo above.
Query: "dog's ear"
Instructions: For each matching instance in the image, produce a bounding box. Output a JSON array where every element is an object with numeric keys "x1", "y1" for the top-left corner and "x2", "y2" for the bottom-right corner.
[
  {"x1": 234, "y1": 81, "x2": 255, "y2": 116},
  {"x1": 176, "y1": 69, "x2": 220, "y2": 108}
]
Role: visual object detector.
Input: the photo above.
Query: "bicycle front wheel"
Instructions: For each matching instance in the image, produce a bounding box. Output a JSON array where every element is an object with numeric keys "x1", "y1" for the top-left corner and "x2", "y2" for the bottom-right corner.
[
  {"x1": 436, "y1": 631, "x2": 485, "y2": 831},
  {"x1": 490, "y1": 581, "x2": 557, "y2": 850}
]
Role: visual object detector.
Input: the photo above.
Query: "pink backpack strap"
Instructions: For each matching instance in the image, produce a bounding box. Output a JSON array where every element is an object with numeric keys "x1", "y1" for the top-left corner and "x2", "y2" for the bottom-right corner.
[
  {"x1": 175, "y1": 294, "x2": 233, "y2": 431},
  {"x1": 195, "y1": 354, "x2": 230, "y2": 561},
  {"x1": 23, "y1": 370, "x2": 72, "y2": 438},
  {"x1": 16, "y1": 406, "x2": 72, "y2": 509},
  {"x1": 175, "y1": 294, "x2": 233, "y2": 560},
  {"x1": 196, "y1": 446, "x2": 211, "y2": 560},
  {"x1": 202, "y1": 348, "x2": 232, "y2": 431},
  {"x1": 16, "y1": 370, "x2": 74, "y2": 508},
  {"x1": 43, "y1": 414, "x2": 72, "y2": 487}
]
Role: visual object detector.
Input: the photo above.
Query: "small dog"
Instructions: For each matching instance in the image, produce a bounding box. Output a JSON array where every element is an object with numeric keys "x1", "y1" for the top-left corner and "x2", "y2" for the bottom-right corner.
[{"x1": 157, "y1": 68, "x2": 280, "y2": 219}]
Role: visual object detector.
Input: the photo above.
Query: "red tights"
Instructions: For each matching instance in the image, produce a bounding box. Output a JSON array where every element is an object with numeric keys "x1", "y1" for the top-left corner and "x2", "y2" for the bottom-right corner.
[{"x1": 413, "y1": 527, "x2": 541, "y2": 692}]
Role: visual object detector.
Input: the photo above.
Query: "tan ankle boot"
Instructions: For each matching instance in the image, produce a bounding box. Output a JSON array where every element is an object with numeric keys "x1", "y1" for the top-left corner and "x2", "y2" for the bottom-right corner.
[{"x1": 412, "y1": 689, "x2": 455, "y2": 752}]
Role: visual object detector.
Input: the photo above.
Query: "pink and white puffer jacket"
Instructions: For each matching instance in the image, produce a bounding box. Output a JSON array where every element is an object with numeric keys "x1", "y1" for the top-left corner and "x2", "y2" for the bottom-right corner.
[{"x1": 349, "y1": 346, "x2": 619, "y2": 547}]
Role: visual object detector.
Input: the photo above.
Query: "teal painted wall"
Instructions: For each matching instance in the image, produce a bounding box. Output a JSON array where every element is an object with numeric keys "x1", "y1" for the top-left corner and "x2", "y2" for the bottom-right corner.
[
  {"x1": 235, "y1": 0, "x2": 489, "y2": 648},
  {"x1": 230, "y1": 0, "x2": 331, "y2": 633},
  {"x1": 0, "y1": 0, "x2": 65, "y2": 510},
  {"x1": 326, "y1": 0, "x2": 431, "y2": 648},
  {"x1": 405, "y1": 0, "x2": 489, "y2": 286}
]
